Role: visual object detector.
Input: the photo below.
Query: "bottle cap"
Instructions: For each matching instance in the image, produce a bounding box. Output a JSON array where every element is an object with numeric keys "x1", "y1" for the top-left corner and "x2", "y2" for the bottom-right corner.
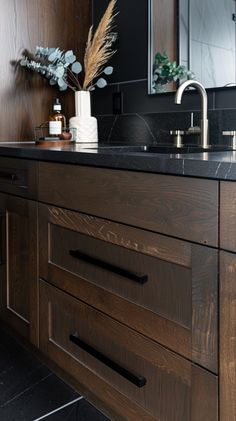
[{"x1": 53, "y1": 98, "x2": 61, "y2": 111}]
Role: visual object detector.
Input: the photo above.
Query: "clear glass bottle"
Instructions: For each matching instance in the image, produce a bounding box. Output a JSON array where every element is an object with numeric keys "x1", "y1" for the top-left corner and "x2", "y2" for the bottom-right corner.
[{"x1": 49, "y1": 98, "x2": 66, "y2": 136}]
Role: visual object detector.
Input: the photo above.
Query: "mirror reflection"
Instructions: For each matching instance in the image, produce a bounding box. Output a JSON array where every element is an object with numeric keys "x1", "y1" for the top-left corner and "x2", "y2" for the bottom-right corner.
[{"x1": 149, "y1": 0, "x2": 236, "y2": 94}]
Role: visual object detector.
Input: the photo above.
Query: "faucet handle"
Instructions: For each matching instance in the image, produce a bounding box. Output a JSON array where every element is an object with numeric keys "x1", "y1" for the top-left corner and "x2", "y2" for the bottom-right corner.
[
  {"x1": 186, "y1": 112, "x2": 201, "y2": 134},
  {"x1": 222, "y1": 131, "x2": 236, "y2": 149},
  {"x1": 170, "y1": 130, "x2": 184, "y2": 147}
]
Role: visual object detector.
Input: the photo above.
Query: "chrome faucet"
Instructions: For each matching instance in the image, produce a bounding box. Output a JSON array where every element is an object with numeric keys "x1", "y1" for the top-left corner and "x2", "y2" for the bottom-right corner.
[{"x1": 175, "y1": 80, "x2": 209, "y2": 149}]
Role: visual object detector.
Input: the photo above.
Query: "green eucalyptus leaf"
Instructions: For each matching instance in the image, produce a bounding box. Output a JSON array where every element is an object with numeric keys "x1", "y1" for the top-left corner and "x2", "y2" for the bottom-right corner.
[
  {"x1": 71, "y1": 61, "x2": 82, "y2": 74},
  {"x1": 65, "y1": 50, "x2": 76, "y2": 63},
  {"x1": 59, "y1": 84, "x2": 68, "y2": 91},
  {"x1": 55, "y1": 65, "x2": 65, "y2": 78},
  {"x1": 104, "y1": 66, "x2": 113, "y2": 75},
  {"x1": 58, "y1": 77, "x2": 67, "y2": 88},
  {"x1": 96, "y1": 78, "x2": 107, "y2": 88}
]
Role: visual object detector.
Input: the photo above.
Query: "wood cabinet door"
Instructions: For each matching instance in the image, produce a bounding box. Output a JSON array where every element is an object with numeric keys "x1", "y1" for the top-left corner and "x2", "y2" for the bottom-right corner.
[{"x1": 0, "y1": 193, "x2": 38, "y2": 345}]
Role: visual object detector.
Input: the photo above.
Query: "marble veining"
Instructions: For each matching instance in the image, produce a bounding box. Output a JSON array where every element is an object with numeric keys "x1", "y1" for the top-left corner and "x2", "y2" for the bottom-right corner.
[{"x1": 2, "y1": 142, "x2": 236, "y2": 181}]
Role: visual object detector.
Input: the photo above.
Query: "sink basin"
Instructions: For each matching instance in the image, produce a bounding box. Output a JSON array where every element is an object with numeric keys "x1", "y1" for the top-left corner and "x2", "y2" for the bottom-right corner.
[{"x1": 84, "y1": 144, "x2": 234, "y2": 154}]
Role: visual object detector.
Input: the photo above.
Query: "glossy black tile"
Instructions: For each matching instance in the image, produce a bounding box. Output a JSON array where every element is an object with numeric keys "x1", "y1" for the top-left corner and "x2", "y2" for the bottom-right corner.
[
  {"x1": 92, "y1": 0, "x2": 148, "y2": 83},
  {"x1": 0, "y1": 373, "x2": 79, "y2": 421},
  {"x1": 44, "y1": 398, "x2": 109, "y2": 421},
  {"x1": 0, "y1": 328, "x2": 80, "y2": 421},
  {"x1": 215, "y1": 88, "x2": 236, "y2": 109},
  {"x1": 92, "y1": 84, "x2": 118, "y2": 117},
  {"x1": 121, "y1": 81, "x2": 215, "y2": 114}
]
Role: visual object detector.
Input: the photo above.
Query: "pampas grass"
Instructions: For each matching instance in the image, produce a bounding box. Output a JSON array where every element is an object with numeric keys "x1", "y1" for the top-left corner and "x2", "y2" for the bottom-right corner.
[
  {"x1": 83, "y1": 0, "x2": 117, "y2": 89},
  {"x1": 19, "y1": 0, "x2": 117, "y2": 92}
]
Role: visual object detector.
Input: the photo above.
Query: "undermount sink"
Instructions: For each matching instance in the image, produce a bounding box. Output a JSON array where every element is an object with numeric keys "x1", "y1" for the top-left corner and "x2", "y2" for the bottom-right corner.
[{"x1": 84, "y1": 144, "x2": 234, "y2": 154}]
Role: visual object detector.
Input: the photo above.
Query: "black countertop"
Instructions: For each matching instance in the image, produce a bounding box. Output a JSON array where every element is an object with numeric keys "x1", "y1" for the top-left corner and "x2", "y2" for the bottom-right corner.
[{"x1": 1, "y1": 141, "x2": 236, "y2": 180}]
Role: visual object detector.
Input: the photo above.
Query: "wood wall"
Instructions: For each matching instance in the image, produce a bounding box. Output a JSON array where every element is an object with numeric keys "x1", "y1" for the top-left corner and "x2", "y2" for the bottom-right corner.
[
  {"x1": 152, "y1": 0, "x2": 176, "y2": 61},
  {"x1": 0, "y1": 0, "x2": 91, "y2": 141}
]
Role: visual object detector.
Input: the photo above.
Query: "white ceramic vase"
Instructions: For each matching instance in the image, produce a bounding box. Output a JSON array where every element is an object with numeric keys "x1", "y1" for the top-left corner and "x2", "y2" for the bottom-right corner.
[{"x1": 69, "y1": 91, "x2": 98, "y2": 144}]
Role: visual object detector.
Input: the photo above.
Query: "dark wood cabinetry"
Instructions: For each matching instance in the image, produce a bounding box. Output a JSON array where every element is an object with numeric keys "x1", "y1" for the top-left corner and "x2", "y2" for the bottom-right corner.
[
  {"x1": 0, "y1": 158, "x2": 38, "y2": 345},
  {"x1": 39, "y1": 203, "x2": 218, "y2": 374},
  {"x1": 0, "y1": 194, "x2": 38, "y2": 345},
  {"x1": 38, "y1": 162, "x2": 218, "y2": 246},
  {"x1": 38, "y1": 163, "x2": 219, "y2": 420},
  {"x1": 2, "y1": 157, "x2": 236, "y2": 420},
  {"x1": 40, "y1": 279, "x2": 218, "y2": 421}
]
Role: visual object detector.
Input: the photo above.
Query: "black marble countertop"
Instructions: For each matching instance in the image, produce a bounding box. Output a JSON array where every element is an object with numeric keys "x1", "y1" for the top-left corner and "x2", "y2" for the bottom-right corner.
[{"x1": 1, "y1": 141, "x2": 236, "y2": 180}]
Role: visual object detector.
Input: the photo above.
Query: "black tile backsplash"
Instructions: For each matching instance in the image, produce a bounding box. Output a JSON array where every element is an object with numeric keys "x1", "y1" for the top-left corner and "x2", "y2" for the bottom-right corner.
[{"x1": 97, "y1": 109, "x2": 236, "y2": 146}]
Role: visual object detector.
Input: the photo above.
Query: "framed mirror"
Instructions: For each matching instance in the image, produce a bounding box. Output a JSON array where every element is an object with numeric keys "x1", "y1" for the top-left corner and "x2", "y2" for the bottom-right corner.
[{"x1": 148, "y1": 0, "x2": 236, "y2": 94}]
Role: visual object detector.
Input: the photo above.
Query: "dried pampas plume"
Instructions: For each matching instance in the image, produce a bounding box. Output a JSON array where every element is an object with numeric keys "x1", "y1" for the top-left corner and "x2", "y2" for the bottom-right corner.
[{"x1": 83, "y1": 0, "x2": 117, "y2": 89}]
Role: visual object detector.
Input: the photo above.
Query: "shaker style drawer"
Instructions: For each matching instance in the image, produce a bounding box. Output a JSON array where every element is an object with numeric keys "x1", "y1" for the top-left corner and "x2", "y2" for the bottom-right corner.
[
  {"x1": 39, "y1": 204, "x2": 218, "y2": 373},
  {"x1": 38, "y1": 162, "x2": 218, "y2": 246},
  {"x1": 0, "y1": 157, "x2": 38, "y2": 198},
  {"x1": 40, "y1": 280, "x2": 218, "y2": 421}
]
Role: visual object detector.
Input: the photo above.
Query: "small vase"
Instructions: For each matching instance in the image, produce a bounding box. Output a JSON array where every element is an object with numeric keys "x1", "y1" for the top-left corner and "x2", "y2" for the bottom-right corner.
[{"x1": 69, "y1": 91, "x2": 98, "y2": 144}]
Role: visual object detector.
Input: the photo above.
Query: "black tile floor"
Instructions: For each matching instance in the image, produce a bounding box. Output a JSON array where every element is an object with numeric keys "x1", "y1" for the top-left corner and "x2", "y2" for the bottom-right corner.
[{"x1": 0, "y1": 327, "x2": 109, "y2": 421}]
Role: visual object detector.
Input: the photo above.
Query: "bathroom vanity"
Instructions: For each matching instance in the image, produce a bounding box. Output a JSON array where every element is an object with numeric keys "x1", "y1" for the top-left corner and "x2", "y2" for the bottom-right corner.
[{"x1": 0, "y1": 143, "x2": 236, "y2": 420}]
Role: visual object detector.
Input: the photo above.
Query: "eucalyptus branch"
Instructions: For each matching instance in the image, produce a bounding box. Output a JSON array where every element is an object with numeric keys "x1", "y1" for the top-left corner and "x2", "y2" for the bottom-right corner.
[{"x1": 19, "y1": 0, "x2": 117, "y2": 93}]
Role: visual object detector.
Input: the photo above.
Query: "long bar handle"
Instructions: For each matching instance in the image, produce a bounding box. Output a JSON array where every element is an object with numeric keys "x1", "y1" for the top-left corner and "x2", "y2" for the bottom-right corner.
[
  {"x1": 0, "y1": 212, "x2": 5, "y2": 265},
  {"x1": 69, "y1": 249, "x2": 148, "y2": 285},
  {"x1": 69, "y1": 333, "x2": 146, "y2": 388}
]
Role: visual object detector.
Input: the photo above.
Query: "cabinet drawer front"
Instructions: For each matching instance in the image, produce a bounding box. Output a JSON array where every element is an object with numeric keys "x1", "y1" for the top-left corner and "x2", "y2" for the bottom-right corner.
[
  {"x1": 38, "y1": 163, "x2": 218, "y2": 245},
  {"x1": 50, "y1": 223, "x2": 192, "y2": 329},
  {"x1": 39, "y1": 204, "x2": 218, "y2": 373},
  {"x1": 40, "y1": 280, "x2": 191, "y2": 420},
  {"x1": 0, "y1": 157, "x2": 37, "y2": 198},
  {"x1": 40, "y1": 281, "x2": 218, "y2": 421}
]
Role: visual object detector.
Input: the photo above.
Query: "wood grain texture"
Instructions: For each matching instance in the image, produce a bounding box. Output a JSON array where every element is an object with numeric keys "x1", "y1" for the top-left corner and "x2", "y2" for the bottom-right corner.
[
  {"x1": 0, "y1": 194, "x2": 38, "y2": 345},
  {"x1": 152, "y1": 0, "x2": 176, "y2": 91},
  {"x1": 39, "y1": 203, "x2": 218, "y2": 371},
  {"x1": 40, "y1": 280, "x2": 192, "y2": 421},
  {"x1": 0, "y1": 0, "x2": 91, "y2": 141},
  {"x1": 38, "y1": 203, "x2": 192, "y2": 358},
  {"x1": 47, "y1": 205, "x2": 192, "y2": 267},
  {"x1": 153, "y1": 0, "x2": 176, "y2": 61},
  {"x1": 220, "y1": 251, "x2": 236, "y2": 421},
  {"x1": 220, "y1": 181, "x2": 236, "y2": 252},
  {"x1": 50, "y1": 223, "x2": 192, "y2": 328},
  {"x1": 191, "y1": 365, "x2": 218, "y2": 421},
  {"x1": 0, "y1": 157, "x2": 38, "y2": 198},
  {"x1": 191, "y1": 245, "x2": 218, "y2": 373},
  {"x1": 38, "y1": 163, "x2": 219, "y2": 246},
  {"x1": 48, "y1": 263, "x2": 191, "y2": 360}
]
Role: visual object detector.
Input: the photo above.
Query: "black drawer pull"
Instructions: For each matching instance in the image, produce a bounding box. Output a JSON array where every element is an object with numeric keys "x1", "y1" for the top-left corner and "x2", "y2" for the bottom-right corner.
[
  {"x1": 0, "y1": 171, "x2": 18, "y2": 182},
  {"x1": 69, "y1": 249, "x2": 148, "y2": 284},
  {"x1": 0, "y1": 212, "x2": 5, "y2": 265},
  {"x1": 69, "y1": 333, "x2": 146, "y2": 388}
]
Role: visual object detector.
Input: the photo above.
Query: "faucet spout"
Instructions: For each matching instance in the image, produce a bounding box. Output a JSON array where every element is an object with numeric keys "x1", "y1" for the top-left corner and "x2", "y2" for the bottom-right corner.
[{"x1": 175, "y1": 79, "x2": 209, "y2": 149}]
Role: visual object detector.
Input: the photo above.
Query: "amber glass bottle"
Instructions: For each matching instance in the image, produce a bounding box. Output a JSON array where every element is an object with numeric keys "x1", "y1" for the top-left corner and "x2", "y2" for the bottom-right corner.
[{"x1": 49, "y1": 98, "x2": 66, "y2": 136}]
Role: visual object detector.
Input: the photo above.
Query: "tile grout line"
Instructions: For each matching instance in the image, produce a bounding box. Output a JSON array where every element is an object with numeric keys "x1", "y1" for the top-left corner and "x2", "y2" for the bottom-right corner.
[
  {"x1": 33, "y1": 396, "x2": 84, "y2": 421},
  {"x1": 0, "y1": 373, "x2": 52, "y2": 408}
]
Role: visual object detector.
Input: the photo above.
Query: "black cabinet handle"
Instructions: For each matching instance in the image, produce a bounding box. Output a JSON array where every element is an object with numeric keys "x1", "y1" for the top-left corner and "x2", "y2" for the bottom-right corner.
[
  {"x1": 0, "y1": 171, "x2": 18, "y2": 182},
  {"x1": 69, "y1": 333, "x2": 146, "y2": 388},
  {"x1": 0, "y1": 212, "x2": 5, "y2": 265},
  {"x1": 69, "y1": 249, "x2": 148, "y2": 284}
]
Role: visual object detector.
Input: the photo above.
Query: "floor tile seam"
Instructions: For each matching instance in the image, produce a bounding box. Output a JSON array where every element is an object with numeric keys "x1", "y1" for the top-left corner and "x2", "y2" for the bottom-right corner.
[
  {"x1": 0, "y1": 373, "x2": 52, "y2": 408},
  {"x1": 32, "y1": 396, "x2": 84, "y2": 421}
]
